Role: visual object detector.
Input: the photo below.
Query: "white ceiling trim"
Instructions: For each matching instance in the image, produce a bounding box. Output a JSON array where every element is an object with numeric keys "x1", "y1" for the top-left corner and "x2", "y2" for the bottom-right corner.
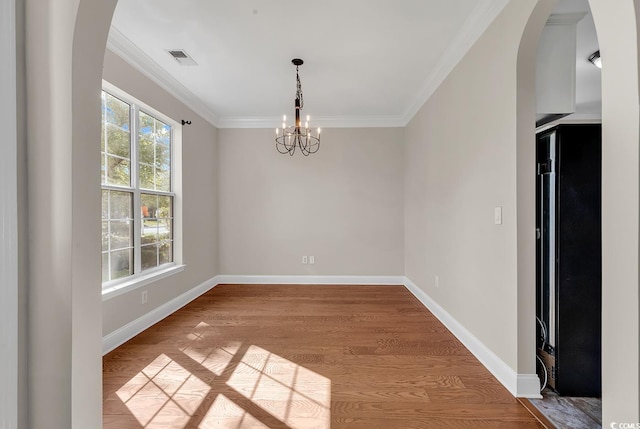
[
  {"x1": 106, "y1": 30, "x2": 407, "y2": 129},
  {"x1": 217, "y1": 115, "x2": 406, "y2": 129},
  {"x1": 400, "y1": 0, "x2": 510, "y2": 125},
  {"x1": 107, "y1": 27, "x2": 220, "y2": 127},
  {"x1": 108, "y1": 0, "x2": 509, "y2": 129}
]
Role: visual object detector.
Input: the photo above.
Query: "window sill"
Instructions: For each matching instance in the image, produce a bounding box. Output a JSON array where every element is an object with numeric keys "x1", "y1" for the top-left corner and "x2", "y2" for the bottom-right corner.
[{"x1": 102, "y1": 264, "x2": 185, "y2": 301}]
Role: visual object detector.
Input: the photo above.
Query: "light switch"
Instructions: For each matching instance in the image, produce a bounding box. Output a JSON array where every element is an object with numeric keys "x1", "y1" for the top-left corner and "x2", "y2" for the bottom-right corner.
[{"x1": 494, "y1": 206, "x2": 503, "y2": 225}]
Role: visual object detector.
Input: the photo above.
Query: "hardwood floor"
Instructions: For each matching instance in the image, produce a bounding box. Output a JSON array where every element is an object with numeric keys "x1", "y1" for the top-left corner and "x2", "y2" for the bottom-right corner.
[{"x1": 103, "y1": 284, "x2": 543, "y2": 428}]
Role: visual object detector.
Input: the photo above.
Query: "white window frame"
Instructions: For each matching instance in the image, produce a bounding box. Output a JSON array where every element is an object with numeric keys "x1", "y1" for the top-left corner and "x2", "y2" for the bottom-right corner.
[{"x1": 101, "y1": 80, "x2": 183, "y2": 300}]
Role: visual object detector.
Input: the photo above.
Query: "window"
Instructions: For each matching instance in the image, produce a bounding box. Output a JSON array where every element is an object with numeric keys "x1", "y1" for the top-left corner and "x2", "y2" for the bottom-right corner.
[{"x1": 101, "y1": 84, "x2": 180, "y2": 290}]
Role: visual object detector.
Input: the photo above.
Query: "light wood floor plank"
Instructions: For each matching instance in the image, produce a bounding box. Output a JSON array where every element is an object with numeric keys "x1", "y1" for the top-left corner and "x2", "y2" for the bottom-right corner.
[{"x1": 103, "y1": 284, "x2": 542, "y2": 428}]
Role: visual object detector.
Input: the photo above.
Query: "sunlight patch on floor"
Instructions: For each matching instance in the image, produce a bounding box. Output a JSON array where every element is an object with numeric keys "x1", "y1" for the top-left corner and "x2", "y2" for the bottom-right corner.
[
  {"x1": 116, "y1": 353, "x2": 211, "y2": 427},
  {"x1": 226, "y1": 345, "x2": 331, "y2": 428},
  {"x1": 114, "y1": 332, "x2": 331, "y2": 429},
  {"x1": 199, "y1": 394, "x2": 270, "y2": 429},
  {"x1": 182, "y1": 342, "x2": 241, "y2": 376}
]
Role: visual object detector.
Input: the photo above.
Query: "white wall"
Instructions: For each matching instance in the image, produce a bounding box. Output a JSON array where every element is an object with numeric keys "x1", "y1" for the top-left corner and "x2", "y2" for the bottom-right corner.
[
  {"x1": 101, "y1": 50, "x2": 219, "y2": 336},
  {"x1": 0, "y1": 0, "x2": 19, "y2": 426},
  {"x1": 15, "y1": 0, "x2": 28, "y2": 424},
  {"x1": 404, "y1": 0, "x2": 640, "y2": 422},
  {"x1": 218, "y1": 128, "x2": 404, "y2": 277},
  {"x1": 25, "y1": 0, "x2": 117, "y2": 427},
  {"x1": 405, "y1": 0, "x2": 537, "y2": 372},
  {"x1": 588, "y1": 0, "x2": 640, "y2": 423}
]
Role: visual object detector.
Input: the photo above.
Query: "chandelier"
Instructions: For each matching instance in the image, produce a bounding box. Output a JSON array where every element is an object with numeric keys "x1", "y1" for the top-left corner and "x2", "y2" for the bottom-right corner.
[{"x1": 275, "y1": 59, "x2": 320, "y2": 156}]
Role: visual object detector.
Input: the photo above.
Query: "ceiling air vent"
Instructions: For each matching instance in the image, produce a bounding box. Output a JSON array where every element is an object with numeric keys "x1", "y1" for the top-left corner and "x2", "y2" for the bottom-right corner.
[{"x1": 167, "y1": 49, "x2": 198, "y2": 66}]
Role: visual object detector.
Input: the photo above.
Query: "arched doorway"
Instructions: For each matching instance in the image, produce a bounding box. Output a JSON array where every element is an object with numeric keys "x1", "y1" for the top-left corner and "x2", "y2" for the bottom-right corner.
[
  {"x1": 516, "y1": 0, "x2": 640, "y2": 425},
  {"x1": 24, "y1": 1, "x2": 119, "y2": 427}
]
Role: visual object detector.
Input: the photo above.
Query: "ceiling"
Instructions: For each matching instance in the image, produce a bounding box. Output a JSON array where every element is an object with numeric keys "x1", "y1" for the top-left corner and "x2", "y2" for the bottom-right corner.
[
  {"x1": 108, "y1": 0, "x2": 600, "y2": 129},
  {"x1": 108, "y1": 0, "x2": 510, "y2": 128},
  {"x1": 552, "y1": 0, "x2": 601, "y2": 118}
]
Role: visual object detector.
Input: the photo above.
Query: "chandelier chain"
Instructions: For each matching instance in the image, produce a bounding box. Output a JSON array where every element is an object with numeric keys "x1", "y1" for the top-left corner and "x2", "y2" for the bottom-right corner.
[{"x1": 296, "y1": 66, "x2": 304, "y2": 109}]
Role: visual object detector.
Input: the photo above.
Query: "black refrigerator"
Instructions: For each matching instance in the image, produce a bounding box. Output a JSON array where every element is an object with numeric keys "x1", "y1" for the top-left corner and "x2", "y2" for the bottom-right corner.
[{"x1": 535, "y1": 124, "x2": 602, "y2": 397}]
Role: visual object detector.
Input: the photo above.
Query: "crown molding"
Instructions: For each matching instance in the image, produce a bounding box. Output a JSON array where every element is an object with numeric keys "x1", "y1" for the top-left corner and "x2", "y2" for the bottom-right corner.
[
  {"x1": 217, "y1": 115, "x2": 406, "y2": 129},
  {"x1": 108, "y1": 0, "x2": 510, "y2": 130},
  {"x1": 106, "y1": 27, "x2": 220, "y2": 127},
  {"x1": 107, "y1": 29, "x2": 404, "y2": 129},
  {"x1": 401, "y1": 0, "x2": 510, "y2": 125}
]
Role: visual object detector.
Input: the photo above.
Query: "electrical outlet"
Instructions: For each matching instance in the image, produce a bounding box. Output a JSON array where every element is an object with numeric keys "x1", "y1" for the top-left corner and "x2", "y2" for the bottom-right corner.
[
  {"x1": 309, "y1": 256, "x2": 315, "y2": 264},
  {"x1": 141, "y1": 290, "x2": 148, "y2": 304},
  {"x1": 302, "y1": 256, "x2": 308, "y2": 264},
  {"x1": 435, "y1": 275, "x2": 439, "y2": 288}
]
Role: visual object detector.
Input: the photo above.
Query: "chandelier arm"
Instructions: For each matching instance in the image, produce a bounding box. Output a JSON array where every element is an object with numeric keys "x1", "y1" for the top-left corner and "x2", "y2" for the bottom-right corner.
[{"x1": 275, "y1": 137, "x2": 289, "y2": 154}]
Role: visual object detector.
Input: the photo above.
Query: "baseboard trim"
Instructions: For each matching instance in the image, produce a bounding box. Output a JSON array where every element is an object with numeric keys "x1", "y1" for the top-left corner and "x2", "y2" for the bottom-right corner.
[
  {"x1": 403, "y1": 276, "x2": 541, "y2": 398},
  {"x1": 517, "y1": 374, "x2": 544, "y2": 398},
  {"x1": 102, "y1": 275, "x2": 219, "y2": 355},
  {"x1": 215, "y1": 275, "x2": 405, "y2": 286}
]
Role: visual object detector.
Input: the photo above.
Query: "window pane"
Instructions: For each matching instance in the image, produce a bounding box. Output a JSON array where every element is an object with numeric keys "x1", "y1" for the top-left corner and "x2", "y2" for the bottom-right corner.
[
  {"x1": 138, "y1": 112, "x2": 155, "y2": 191},
  {"x1": 109, "y1": 190, "x2": 132, "y2": 220},
  {"x1": 110, "y1": 248, "x2": 133, "y2": 280},
  {"x1": 159, "y1": 241, "x2": 172, "y2": 265},
  {"x1": 139, "y1": 111, "x2": 171, "y2": 192},
  {"x1": 102, "y1": 188, "x2": 133, "y2": 281},
  {"x1": 110, "y1": 221, "x2": 132, "y2": 250},
  {"x1": 106, "y1": 156, "x2": 130, "y2": 187},
  {"x1": 158, "y1": 219, "x2": 172, "y2": 241},
  {"x1": 141, "y1": 194, "x2": 158, "y2": 219},
  {"x1": 139, "y1": 111, "x2": 154, "y2": 134},
  {"x1": 101, "y1": 124, "x2": 105, "y2": 153},
  {"x1": 139, "y1": 137, "x2": 154, "y2": 166},
  {"x1": 141, "y1": 193, "x2": 158, "y2": 246},
  {"x1": 106, "y1": 124, "x2": 130, "y2": 159},
  {"x1": 105, "y1": 92, "x2": 130, "y2": 129},
  {"x1": 141, "y1": 244, "x2": 158, "y2": 271},
  {"x1": 155, "y1": 168, "x2": 171, "y2": 192},
  {"x1": 139, "y1": 163, "x2": 154, "y2": 190},
  {"x1": 101, "y1": 155, "x2": 106, "y2": 185},
  {"x1": 101, "y1": 190, "x2": 109, "y2": 219},
  {"x1": 101, "y1": 221, "x2": 109, "y2": 251},
  {"x1": 157, "y1": 195, "x2": 172, "y2": 219},
  {"x1": 157, "y1": 121, "x2": 171, "y2": 143},
  {"x1": 102, "y1": 253, "x2": 109, "y2": 283},
  {"x1": 102, "y1": 91, "x2": 131, "y2": 188},
  {"x1": 156, "y1": 143, "x2": 170, "y2": 167},
  {"x1": 141, "y1": 221, "x2": 158, "y2": 245}
]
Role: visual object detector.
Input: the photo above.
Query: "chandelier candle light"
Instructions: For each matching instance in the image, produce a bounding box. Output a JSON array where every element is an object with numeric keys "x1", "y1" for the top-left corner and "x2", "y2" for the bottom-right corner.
[{"x1": 275, "y1": 59, "x2": 321, "y2": 156}]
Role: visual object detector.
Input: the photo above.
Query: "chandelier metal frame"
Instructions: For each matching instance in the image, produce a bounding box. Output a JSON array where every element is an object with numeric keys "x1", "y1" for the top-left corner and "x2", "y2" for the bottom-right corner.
[{"x1": 275, "y1": 59, "x2": 320, "y2": 156}]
